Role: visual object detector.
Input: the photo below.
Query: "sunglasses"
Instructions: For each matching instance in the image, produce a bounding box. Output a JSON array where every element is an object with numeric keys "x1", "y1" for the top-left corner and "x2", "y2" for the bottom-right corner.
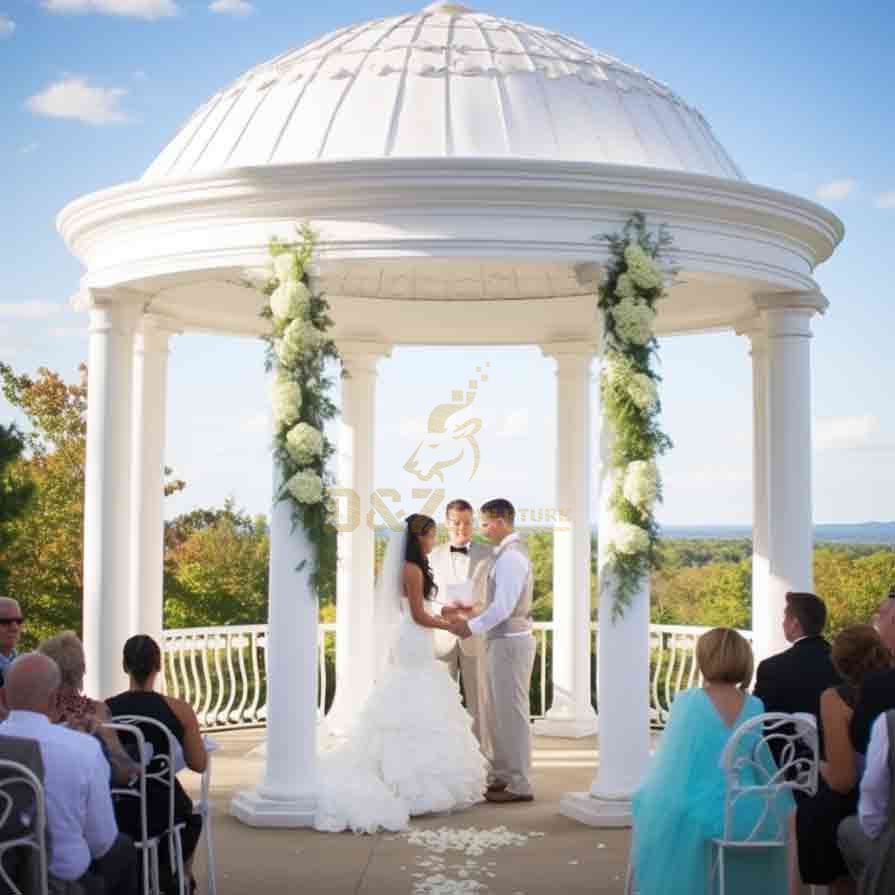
[{"x1": 0, "y1": 617, "x2": 24, "y2": 626}]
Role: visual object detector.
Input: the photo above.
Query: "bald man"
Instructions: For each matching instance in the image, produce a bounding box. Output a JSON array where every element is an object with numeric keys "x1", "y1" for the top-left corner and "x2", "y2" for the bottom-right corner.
[
  {"x1": 1, "y1": 653, "x2": 138, "y2": 895},
  {"x1": 0, "y1": 597, "x2": 24, "y2": 685}
]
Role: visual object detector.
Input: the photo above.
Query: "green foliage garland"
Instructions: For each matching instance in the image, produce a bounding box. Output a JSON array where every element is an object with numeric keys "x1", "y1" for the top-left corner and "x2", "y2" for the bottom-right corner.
[
  {"x1": 598, "y1": 212, "x2": 674, "y2": 619},
  {"x1": 261, "y1": 225, "x2": 340, "y2": 594}
]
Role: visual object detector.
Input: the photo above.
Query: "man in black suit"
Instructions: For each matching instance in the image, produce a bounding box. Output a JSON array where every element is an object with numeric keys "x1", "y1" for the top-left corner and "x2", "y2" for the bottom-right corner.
[
  {"x1": 753, "y1": 592, "x2": 841, "y2": 732},
  {"x1": 850, "y1": 589, "x2": 895, "y2": 754}
]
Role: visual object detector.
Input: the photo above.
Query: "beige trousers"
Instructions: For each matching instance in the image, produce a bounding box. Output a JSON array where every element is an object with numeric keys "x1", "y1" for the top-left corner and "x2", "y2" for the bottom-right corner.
[
  {"x1": 485, "y1": 634, "x2": 537, "y2": 797},
  {"x1": 439, "y1": 643, "x2": 491, "y2": 756}
]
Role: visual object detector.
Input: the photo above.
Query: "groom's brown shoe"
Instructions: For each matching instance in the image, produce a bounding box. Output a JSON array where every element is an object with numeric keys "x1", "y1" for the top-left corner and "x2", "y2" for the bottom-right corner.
[
  {"x1": 486, "y1": 781, "x2": 508, "y2": 794},
  {"x1": 485, "y1": 790, "x2": 534, "y2": 804}
]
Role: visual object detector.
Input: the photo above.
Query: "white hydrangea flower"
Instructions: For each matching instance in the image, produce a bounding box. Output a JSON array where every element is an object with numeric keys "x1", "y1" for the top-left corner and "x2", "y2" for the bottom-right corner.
[
  {"x1": 273, "y1": 252, "x2": 302, "y2": 284},
  {"x1": 614, "y1": 272, "x2": 637, "y2": 301},
  {"x1": 286, "y1": 422, "x2": 324, "y2": 465},
  {"x1": 286, "y1": 469, "x2": 323, "y2": 504},
  {"x1": 275, "y1": 318, "x2": 323, "y2": 366},
  {"x1": 609, "y1": 521, "x2": 650, "y2": 556},
  {"x1": 270, "y1": 377, "x2": 302, "y2": 429},
  {"x1": 623, "y1": 460, "x2": 659, "y2": 510},
  {"x1": 270, "y1": 280, "x2": 311, "y2": 321},
  {"x1": 626, "y1": 373, "x2": 659, "y2": 412},
  {"x1": 624, "y1": 242, "x2": 664, "y2": 291},
  {"x1": 611, "y1": 297, "x2": 655, "y2": 346}
]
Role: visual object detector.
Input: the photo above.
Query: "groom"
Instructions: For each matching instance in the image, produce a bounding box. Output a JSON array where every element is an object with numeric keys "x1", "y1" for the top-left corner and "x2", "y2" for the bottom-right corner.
[
  {"x1": 430, "y1": 499, "x2": 492, "y2": 749},
  {"x1": 450, "y1": 498, "x2": 536, "y2": 803}
]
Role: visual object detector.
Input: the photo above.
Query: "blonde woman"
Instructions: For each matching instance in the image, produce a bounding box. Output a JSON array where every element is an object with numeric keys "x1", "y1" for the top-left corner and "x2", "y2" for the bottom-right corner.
[{"x1": 632, "y1": 627, "x2": 794, "y2": 894}]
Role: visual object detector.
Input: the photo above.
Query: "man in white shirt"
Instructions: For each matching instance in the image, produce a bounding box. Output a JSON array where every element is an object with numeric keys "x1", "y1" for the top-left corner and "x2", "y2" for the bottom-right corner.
[
  {"x1": 838, "y1": 710, "x2": 895, "y2": 886},
  {"x1": 0, "y1": 653, "x2": 138, "y2": 895},
  {"x1": 429, "y1": 498, "x2": 492, "y2": 748},
  {"x1": 451, "y1": 498, "x2": 536, "y2": 803}
]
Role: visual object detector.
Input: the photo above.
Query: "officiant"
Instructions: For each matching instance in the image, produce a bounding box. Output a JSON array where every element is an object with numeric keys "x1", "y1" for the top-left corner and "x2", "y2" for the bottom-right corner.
[{"x1": 430, "y1": 499, "x2": 492, "y2": 751}]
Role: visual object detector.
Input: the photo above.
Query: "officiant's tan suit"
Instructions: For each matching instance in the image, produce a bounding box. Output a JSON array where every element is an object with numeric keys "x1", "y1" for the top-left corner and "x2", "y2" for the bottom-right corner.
[{"x1": 430, "y1": 540, "x2": 492, "y2": 748}]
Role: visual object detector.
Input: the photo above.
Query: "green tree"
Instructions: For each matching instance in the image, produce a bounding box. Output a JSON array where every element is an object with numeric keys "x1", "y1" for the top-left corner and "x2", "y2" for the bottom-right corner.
[{"x1": 0, "y1": 424, "x2": 36, "y2": 593}]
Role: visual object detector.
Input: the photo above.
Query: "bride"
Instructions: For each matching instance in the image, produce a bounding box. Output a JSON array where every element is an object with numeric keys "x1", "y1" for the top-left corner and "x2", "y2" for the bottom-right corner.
[{"x1": 313, "y1": 513, "x2": 488, "y2": 833}]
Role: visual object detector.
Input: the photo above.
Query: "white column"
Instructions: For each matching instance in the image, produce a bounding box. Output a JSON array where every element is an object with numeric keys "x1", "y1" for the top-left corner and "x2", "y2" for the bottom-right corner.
[
  {"x1": 325, "y1": 342, "x2": 390, "y2": 735},
  {"x1": 760, "y1": 296, "x2": 821, "y2": 657},
  {"x1": 231, "y1": 462, "x2": 318, "y2": 826},
  {"x1": 83, "y1": 298, "x2": 139, "y2": 698},
  {"x1": 129, "y1": 316, "x2": 177, "y2": 645},
  {"x1": 560, "y1": 356, "x2": 650, "y2": 827},
  {"x1": 534, "y1": 343, "x2": 598, "y2": 738}
]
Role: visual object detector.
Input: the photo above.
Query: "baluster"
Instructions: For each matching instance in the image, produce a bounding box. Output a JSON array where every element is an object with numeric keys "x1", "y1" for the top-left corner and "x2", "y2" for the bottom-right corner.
[
  {"x1": 234, "y1": 634, "x2": 250, "y2": 724},
  {"x1": 258, "y1": 627, "x2": 269, "y2": 723},
  {"x1": 210, "y1": 634, "x2": 226, "y2": 728},
  {"x1": 177, "y1": 637, "x2": 191, "y2": 706},
  {"x1": 649, "y1": 629, "x2": 663, "y2": 723},
  {"x1": 187, "y1": 637, "x2": 205, "y2": 721},
  {"x1": 247, "y1": 628, "x2": 262, "y2": 724},
  {"x1": 223, "y1": 632, "x2": 238, "y2": 725}
]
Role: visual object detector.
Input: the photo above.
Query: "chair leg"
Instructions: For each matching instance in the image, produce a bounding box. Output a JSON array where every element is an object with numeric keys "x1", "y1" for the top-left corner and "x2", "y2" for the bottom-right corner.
[
  {"x1": 718, "y1": 847, "x2": 726, "y2": 895},
  {"x1": 204, "y1": 813, "x2": 216, "y2": 895}
]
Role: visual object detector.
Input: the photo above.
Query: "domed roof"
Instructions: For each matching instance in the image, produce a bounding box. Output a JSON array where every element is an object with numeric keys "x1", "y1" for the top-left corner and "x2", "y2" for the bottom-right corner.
[{"x1": 143, "y1": 2, "x2": 743, "y2": 182}]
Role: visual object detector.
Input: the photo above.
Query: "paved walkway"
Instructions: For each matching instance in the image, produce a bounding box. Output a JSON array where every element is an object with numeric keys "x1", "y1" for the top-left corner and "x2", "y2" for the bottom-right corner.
[{"x1": 182, "y1": 729, "x2": 632, "y2": 894}]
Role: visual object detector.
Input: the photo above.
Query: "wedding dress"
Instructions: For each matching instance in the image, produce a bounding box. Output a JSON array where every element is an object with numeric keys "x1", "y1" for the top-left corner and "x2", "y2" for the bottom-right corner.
[{"x1": 313, "y1": 532, "x2": 487, "y2": 834}]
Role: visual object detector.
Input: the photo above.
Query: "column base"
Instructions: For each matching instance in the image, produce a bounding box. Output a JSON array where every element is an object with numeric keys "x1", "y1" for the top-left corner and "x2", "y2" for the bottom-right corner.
[
  {"x1": 231, "y1": 788, "x2": 317, "y2": 828},
  {"x1": 532, "y1": 713, "x2": 598, "y2": 738},
  {"x1": 559, "y1": 791, "x2": 632, "y2": 828}
]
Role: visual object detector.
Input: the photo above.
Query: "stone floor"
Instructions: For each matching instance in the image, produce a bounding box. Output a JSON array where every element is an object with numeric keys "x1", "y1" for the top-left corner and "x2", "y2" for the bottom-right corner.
[{"x1": 181, "y1": 729, "x2": 632, "y2": 894}]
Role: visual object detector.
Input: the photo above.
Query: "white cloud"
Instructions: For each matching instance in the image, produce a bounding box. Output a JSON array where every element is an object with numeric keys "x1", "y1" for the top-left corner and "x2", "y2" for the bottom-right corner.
[
  {"x1": 0, "y1": 301, "x2": 65, "y2": 319},
  {"x1": 496, "y1": 408, "x2": 529, "y2": 438},
  {"x1": 42, "y1": 0, "x2": 177, "y2": 18},
  {"x1": 815, "y1": 414, "x2": 880, "y2": 451},
  {"x1": 874, "y1": 191, "x2": 895, "y2": 209},
  {"x1": 20, "y1": 143, "x2": 39, "y2": 154},
  {"x1": 133, "y1": 70, "x2": 147, "y2": 81},
  {"x1": 815, "y1": 178, "x2": 857, "y2": 201},
  {"x1": 26, "y1": 76, "x2": 128, "y2": 124},
  {"x1": 49, "y1": 325, "x2": 87, "y2": 339},
  {"x1": 240, "y1": 412, "x2": 268, "y2": 433},
  {"x1": 209, "y1": 0, "x2": 252, "y2": 15},
  {"x1": 0, "y1": 14, "x2": 14, "y2": 36}
]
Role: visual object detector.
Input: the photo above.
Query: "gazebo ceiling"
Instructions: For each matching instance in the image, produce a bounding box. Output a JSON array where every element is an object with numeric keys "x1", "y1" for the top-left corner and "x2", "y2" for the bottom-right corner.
[{"x1": 144, "y1": 1, "x2": 742, "y2": 182}]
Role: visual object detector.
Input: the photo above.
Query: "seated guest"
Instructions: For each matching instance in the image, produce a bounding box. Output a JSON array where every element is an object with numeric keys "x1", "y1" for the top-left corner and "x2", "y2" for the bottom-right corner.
[
  {"x1": 754, "y1": 592, "x2": 842, "y2": 750},
  {"x1": 0, "y1": 653, "x2": 138, "y2": 895},
  {"x1": 107, "y1": 635, "x2": 206, "y2": 895},
  {"x1": 838, "y1": 710, "x2": 895, "y2": 892},
  {"x1": 794, "y1": 625, "x2": 891, "y2": 894},
  {"x1": 850, "y1": 591, "x2": 895, "y2": 755},
  {"x1": 38, "y1": 631, "x2": 140, "y2": 787},
  {"x1": 0, "y1": 597, "x2": 24, "y2": 686},
  {"x1": 632, "y1": 628, "x2": 793, "y2": 895}
]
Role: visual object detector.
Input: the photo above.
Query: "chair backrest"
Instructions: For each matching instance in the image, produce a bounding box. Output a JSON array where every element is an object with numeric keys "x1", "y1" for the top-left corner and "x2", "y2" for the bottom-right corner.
[
  {"x1": 719, "y1": 711, "x2": 819, "y2": 844},
  {"x1": 104, "y1": 723, "x2": 151, "y2": 845},
  {"x1": 0, "y1": 757, "x2": 48, "y2": 895},
  {"x1": 109, "y1": 715, "x2": 180, "y2": 834}
]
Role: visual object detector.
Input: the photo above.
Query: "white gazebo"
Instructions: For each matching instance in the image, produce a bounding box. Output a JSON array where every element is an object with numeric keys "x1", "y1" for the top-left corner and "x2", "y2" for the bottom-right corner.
[{"x1": 58, "y1": 2, "x2": 842, "y2": 828}]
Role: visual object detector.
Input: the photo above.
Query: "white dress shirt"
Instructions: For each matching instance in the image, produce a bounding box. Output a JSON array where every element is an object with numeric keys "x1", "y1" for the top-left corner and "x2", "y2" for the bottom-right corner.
[
  {"x1": 859, "y1": 713, "x2": 891, "y2": 839},
  {"x1": 468, "y1": 532, "x2": 530, "y2": 637},
  {"x1": 1, "y1": 710, "x2": 118, "y2": 880}
]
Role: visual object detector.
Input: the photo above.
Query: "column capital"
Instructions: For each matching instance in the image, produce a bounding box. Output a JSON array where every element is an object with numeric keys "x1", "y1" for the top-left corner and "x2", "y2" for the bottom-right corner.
[
  {"x1": 540, "y1": 340, "x2": 599, "y2": 363},
  {"x1": 338, "y1": 340, "x2": 392, "y2": 375},
  {"x1": 136, "y1": 314, "x2": 181, "y2": 354},
  {"x1": 752, "y1": 289, "x2": 829, "y2": 315}
]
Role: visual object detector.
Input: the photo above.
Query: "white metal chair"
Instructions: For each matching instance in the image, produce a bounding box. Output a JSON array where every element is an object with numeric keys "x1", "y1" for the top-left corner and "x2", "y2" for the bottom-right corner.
[
  {"x1": 709, "y1": 711, "x2": 819, "y2": 895},
  {"x1": 105, "y1": 722, "x2": 162, "y2": 895},
  {"x1": 0, "y1": 758, "x2": 48, "y2": 895},
  {"x1": 110, "y1": 715, "x2": 188, "y2": 895},
  {"x1": 192, "y1": 737, "x2": 218, "y2": 895}
]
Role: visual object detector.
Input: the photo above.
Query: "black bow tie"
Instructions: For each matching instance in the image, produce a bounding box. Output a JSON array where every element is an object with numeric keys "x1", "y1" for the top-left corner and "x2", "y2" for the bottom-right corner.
[{"x1": 450, "y1": 545, "x2": 469, "y2": 555}]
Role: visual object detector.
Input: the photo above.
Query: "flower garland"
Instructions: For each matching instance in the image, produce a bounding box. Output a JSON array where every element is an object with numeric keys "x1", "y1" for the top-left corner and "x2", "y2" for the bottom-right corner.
[
  {"x1": 261, "y1": 225, "x2": 340, "y2": 592},
  {"x1": 598, "y1": 212, "x2": 674, "y2": 619}
]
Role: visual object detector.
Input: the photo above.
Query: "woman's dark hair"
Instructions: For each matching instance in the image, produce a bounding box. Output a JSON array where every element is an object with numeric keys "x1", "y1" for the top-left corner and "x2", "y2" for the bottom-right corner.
[
  {"x1": 832, "y1": 624, "x2": 892, "y2": 689},
  {"x1": 123, "y1": 634, "x2": 162, "y2": 686},
  {"x1": 404, "y1": 513, "x2": 437, "y2": 600}
]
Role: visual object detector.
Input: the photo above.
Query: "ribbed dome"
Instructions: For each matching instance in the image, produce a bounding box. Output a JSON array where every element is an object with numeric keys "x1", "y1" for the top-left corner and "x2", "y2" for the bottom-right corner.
[{"x1": 143, "y1": 2, "x2": 743, "y2": 182}]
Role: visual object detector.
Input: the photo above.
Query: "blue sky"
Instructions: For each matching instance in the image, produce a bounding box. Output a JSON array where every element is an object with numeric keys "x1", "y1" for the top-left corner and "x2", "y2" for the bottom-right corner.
[{"x1": 1, "y1": 0, "x2": 893, "y2": 526}]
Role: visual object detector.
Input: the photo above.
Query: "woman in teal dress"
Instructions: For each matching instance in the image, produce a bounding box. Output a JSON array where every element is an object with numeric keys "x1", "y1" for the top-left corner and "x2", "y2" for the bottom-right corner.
[{"x1": 632, "y1": 628, "x2": 794, "y2": 895}]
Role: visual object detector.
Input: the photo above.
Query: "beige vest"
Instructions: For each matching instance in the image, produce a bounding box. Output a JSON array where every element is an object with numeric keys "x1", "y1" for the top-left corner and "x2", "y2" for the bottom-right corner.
[{"x1": 486, "y1": 538, "x2": 534, "y2": 639}]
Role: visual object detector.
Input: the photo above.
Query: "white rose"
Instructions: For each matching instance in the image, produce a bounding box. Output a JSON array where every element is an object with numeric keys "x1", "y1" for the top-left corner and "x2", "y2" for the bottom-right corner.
[
  {"x1": 285, "y1": 422, "x2": 324, "y2": 465},
  {"x1": 626, "y1": 373, "x2": 659, "y2": 412},
  {"x1": 614, "y1": 272, "x2": 638, "y2": 301},
  {"x1": 611, "y1": 297, "x2": 655, "y2": 346},
  {"x1": 275, "y1": 318, "x2": 323, "y2": 366},
  {"x1": 286, "y1": 469, "x2": 324, "y2": 504},
  {"x1": 609, "y1": 521, "x2": 650, "y2": 556},
  {"x1": 624, "y1": 243, "x2": 664, "y2": 292},
  {"x1": 273, "y1": 252, "x2": 302, "y2": 284},
  {"x1": 270, "y1": 377, "x2": 302, "y2": 429},
  {"x1": 623, "y1": 460, "x2": 659, "y2": 510},
  {"x1": 270, "y1": 280, "x2": 311, "y2": 321}
]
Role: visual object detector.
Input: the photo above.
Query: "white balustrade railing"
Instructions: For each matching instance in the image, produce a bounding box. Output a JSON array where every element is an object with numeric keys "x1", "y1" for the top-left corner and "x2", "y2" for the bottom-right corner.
[{"x1": 162, "y1": 622, "x2": 750, "y2": 732}]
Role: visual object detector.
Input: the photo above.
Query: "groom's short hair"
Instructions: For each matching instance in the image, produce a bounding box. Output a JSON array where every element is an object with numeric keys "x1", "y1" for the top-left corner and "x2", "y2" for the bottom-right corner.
[
  {"x1": 481, "y1": 498, "x2": 515, "y2": 525},
  {"x1": 445, "y1": 498, "x2": 473, "y2": 516}
]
